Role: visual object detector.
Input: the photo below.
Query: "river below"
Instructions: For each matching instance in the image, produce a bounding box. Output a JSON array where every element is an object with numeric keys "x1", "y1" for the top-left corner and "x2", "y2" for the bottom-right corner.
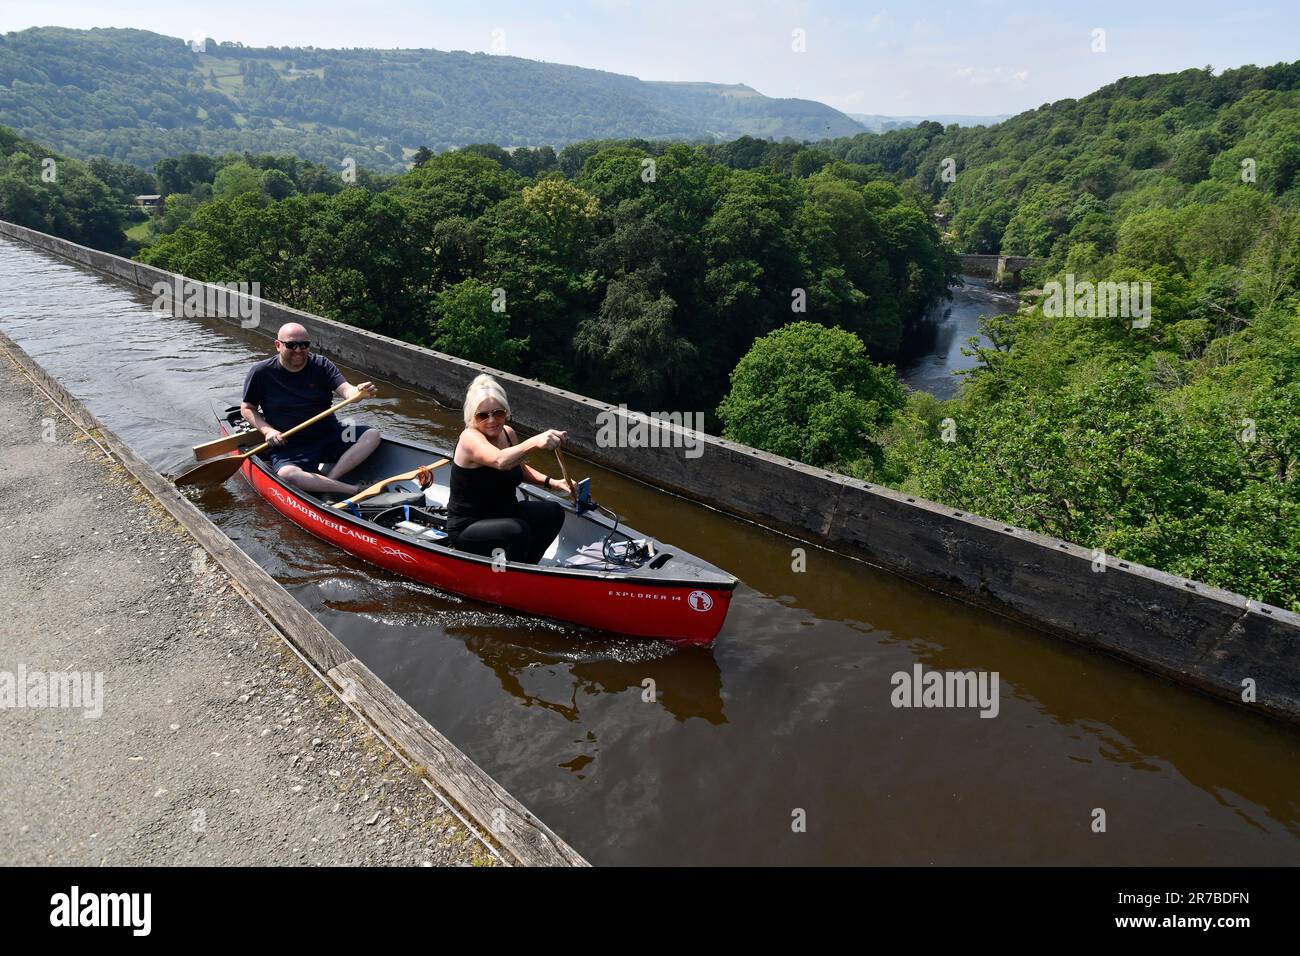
[{"x1": 899, "y1": 276, "x2": 1018, "y2": 399}]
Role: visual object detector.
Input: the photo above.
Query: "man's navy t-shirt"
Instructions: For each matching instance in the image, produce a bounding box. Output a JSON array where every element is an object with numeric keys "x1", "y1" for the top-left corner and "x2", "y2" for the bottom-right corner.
[{"x1": 242, "y1": 354, "x2": 345, "y2": 443}]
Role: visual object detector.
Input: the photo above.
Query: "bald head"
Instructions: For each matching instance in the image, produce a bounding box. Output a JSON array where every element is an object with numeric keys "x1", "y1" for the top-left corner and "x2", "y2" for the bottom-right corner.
[{"x1": 274, "y1": 322, "x2": 311, "y2": 369}]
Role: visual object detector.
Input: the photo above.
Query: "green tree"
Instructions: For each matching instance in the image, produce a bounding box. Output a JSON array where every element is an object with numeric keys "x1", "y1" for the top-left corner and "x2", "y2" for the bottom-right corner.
[
  {"x1": 717, "y1": 322, "x2": 905, "y2": 470},
  {"x1": 574, "y1": 266, "x2": 696, "y2": 409},
  {"x1": 260, "y1": 168, "x2": 296, "y2": 200},
  {"x1": 212, "y1": 162, "x2": 264, "y2": 201},
  {"x1": 426, "y1": 279, "x2": 528, "y2": 370},
  {"x1": 520, "y1": 177, "x2": 600, "y2": 262}
]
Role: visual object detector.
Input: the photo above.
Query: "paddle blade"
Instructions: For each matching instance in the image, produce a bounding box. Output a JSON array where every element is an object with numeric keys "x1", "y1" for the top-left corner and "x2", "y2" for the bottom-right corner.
[
  {"x1": 192, "y1": 429, "x2": 260, "y2": 461},
  {"x1": 173, "y1": 453, "x2": 248, "y2": 487}
]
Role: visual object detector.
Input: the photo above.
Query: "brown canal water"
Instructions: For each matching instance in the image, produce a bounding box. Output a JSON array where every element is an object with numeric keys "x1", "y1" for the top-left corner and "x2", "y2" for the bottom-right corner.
[{"x1": 2, "y1": 238, "x2": 1299, "y2": 865}]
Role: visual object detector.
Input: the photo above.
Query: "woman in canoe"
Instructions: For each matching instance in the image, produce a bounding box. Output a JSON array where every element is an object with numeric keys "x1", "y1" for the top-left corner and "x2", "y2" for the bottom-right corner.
[{"x1": 446, "y1": 374, "x2": 574, "y2": 563}]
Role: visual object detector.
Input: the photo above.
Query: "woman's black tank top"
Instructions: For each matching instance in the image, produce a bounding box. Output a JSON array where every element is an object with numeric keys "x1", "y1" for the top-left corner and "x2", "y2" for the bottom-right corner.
[{"x1": 446, "y1": 434, "x2": 523, "y2": 536}]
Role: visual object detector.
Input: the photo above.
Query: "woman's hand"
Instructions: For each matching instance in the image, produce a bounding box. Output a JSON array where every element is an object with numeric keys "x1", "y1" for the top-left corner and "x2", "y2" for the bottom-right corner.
[
  {"x1": 532, "y1": 429, "x2": 566, "y2": 451},
  {"x1": 550, "y1": 477, "x2": 576, "y2": 496}
]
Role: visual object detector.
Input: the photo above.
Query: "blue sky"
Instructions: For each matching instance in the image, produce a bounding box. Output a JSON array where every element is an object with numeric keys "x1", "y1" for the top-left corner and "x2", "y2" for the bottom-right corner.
[{"x1": 2, "y1": 1, "x2": 1295, "y2": 115}]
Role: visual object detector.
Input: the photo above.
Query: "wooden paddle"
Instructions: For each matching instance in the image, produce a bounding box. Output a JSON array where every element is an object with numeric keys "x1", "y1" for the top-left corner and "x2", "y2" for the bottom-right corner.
[
  {"x1": 554, "y1": 448, "x2": 578, "y2": 504},
  {"x1": 552, "y1": 447, "x2": 624, "y2": 522},
  {"x1": 173, "y1": 390, "x2": 369, "y2": 487},
  {"x1": 191, "y1": 425, "x2": 262, "y2": 461},
  {"x1": 332, "y1": 459, "x2": 449, "y2": 510}
]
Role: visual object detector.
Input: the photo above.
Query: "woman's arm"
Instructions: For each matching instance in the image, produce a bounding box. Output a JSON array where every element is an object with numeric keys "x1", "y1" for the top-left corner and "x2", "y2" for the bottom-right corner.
[
  {"x1": 458, "y1": 425, "x2": 566, "y2": 471},
  {"x1": 508, "y1": 427, "x2": 555, "y2": 487}
]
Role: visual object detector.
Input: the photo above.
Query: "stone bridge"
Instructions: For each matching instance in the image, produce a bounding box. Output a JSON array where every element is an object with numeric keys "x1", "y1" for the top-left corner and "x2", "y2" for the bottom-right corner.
[{"x1": 958, "y1": 253, "x2": 1044, "y2": 284}]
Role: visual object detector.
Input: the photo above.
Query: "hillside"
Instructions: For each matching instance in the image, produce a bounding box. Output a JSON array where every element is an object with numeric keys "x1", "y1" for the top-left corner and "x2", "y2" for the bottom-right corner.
[
  {"x1": 829, "y1": 62, "x2": 1300, "y2": 612},
  {"x1": 0, "y1": 27, "x2": 864, "y2": 172},
  {"x1": 826, "y1": 63, "x2": 1300, "y2": 255}
]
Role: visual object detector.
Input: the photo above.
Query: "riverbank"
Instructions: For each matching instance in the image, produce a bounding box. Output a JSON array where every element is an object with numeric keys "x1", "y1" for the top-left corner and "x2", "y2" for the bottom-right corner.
[{"x1": 0, "y1": 350, "x2": 499, "y2": 866}]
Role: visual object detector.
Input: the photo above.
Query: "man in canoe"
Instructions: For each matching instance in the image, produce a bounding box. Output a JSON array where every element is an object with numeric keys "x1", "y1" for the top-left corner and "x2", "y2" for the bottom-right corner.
[
  {"x1": 240, "y1": 322, "x2": 380, "y2": 495},
  {"x1": 447, "y1": 373, "x2": 573, "y2": 563}
]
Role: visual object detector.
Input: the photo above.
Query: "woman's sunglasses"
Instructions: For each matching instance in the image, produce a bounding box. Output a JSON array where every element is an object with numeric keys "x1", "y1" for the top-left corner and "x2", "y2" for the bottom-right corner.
[
  {"x1": 278, "y1": 340, "x2": 311, "y2": 350},
  {"x1": 474, "y1": 408, "x2": 508, "y2": 422}
]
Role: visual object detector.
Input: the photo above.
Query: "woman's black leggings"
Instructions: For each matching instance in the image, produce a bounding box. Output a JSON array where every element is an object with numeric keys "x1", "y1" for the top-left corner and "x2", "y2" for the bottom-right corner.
[{"x1": 450, "y1": 500, "x2": 565, "y2": 564}]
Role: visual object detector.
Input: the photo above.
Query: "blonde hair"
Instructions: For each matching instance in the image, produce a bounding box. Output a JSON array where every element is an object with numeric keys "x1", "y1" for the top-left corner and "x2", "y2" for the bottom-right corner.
[{"x1": 462, "y1": 373, "x2": 510, "y2": 426}]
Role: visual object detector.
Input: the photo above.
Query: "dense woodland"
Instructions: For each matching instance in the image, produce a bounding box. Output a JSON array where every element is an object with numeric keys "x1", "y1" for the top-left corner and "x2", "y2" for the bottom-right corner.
[
  {"x1": 0, "y1": 125, "x2": 134, "y2": 250},
  {"x1": 136, "y1": 143, "x2": 955, "y2": 415},
  {"x1": 719, "y1": 63, "x2": 1300, "y2": 611},
  {"x1": 0, "y1": 58, "x2": 1296, "y2": 611}
]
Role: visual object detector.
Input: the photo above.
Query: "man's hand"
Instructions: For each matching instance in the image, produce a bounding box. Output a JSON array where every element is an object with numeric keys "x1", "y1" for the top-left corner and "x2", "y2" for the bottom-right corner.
[
  {"x1": 261, "y1": 427, "x2": 287, "y2": 447},
  {"x1": 353, "y1": 382, "x2": 378, "y2": 398}
]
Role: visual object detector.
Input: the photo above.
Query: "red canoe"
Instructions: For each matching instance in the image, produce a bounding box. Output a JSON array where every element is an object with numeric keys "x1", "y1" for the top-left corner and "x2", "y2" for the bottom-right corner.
[{"x1": 216, "y1": 407, "x2": 736, "y2": 645}]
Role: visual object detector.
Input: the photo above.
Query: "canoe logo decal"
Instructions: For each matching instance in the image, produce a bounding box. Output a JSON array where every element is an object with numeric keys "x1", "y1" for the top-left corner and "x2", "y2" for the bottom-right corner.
[
  {"x1": 687, "y1": 590, "x2": 714, "y2": 612},
  {"x1": 266, "y1": 486, "x2": 379, "y2": 545},
  {"x1": 607, "y1": 589, "x2": 681, "y2": 602},
  {"x1": 379, "y1": 545, "x2": 416, "y2": 564}
]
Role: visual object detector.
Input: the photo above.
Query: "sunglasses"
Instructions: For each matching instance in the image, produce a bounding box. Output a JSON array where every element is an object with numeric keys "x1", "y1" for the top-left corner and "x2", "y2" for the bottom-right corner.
[
  {"x1": 278, "y1": 340, "x2": 311, "y2": 350},
  {"x1": 474, "y1": 408, "x2": 508, "y2": 422}
]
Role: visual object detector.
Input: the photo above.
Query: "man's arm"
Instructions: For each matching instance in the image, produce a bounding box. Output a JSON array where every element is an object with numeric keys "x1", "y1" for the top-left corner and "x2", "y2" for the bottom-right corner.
[
  {"x1": 240, "y1": 365, "x2": 284, "y2": 445},
  {"x1": 333, "y1": 380, "x2": 378, "y2": 400},
  {"x1": 240, "y1": 401, "x2": 270, "y2": 432},
  {"x1": 240, "y1": 402, "x2": 285, "y2": 445},
  {"x1": 318, "y1": 355, "x2": 376, "y2": 401}
]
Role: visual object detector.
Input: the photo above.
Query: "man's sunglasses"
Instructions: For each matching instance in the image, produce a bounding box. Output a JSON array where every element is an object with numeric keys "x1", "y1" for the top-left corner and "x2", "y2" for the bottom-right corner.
[
  {"x1": 474, "y1": 409, "x2": 508, "y2": 422},
  {"x1": 278, "y1": 340, "x2": 311, "y2": 350}
]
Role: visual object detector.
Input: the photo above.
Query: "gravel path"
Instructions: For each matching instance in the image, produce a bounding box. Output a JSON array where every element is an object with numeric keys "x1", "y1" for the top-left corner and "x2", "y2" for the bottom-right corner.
[{"x1": 0, "y1": 355, "x2": 498, "y2": 866}]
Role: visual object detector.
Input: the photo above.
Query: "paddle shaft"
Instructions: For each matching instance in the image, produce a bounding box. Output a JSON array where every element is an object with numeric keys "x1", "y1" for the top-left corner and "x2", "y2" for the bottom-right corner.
[
  {"x1": 243, "y1": 388, "x2": 368, "y2": 457},
  {"x1": 174, "y1": 390, "x2": 369, "y2": 487},
  {"x1": 333, "y1": 459, "x2": 449, "y2": 509},
  {"x1": 554, "y1": 448, "x2": 577, "y2": 504}
]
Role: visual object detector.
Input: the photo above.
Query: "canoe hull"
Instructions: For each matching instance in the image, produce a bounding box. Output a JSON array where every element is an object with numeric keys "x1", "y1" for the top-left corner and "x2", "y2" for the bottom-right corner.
[{"x1": 240, "y1": 457, "x2": 734, "y2": 645}]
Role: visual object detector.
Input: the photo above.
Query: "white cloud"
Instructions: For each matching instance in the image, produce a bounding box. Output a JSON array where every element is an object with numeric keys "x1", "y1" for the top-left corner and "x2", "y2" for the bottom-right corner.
[{"x1": 953, "y1": 65, "x2": 1029, "y2": 89}]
